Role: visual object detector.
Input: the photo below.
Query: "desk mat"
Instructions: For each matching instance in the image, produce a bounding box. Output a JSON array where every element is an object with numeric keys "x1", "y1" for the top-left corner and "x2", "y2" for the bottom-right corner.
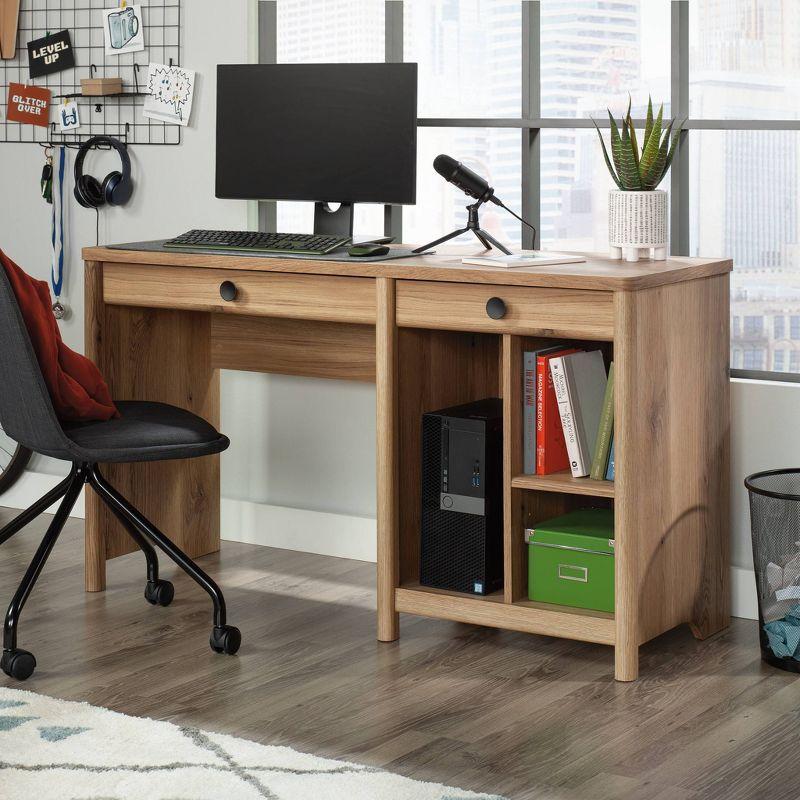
[{"x1": 107, "y1": 240, "x2": 431, "y2": 262}]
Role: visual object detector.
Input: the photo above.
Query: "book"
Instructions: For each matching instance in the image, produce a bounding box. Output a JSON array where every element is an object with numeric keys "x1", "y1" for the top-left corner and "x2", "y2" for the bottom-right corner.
[
  {"x1": 461, "y1": 252, "x2": 586, "y2": 269},
  {"x1": 605, "y1": 437, "x2": 615, "y2": 481},
  {"x1": 549, "y1": 351, "x2": 607, "y2": 478},
  {"x1": 536, "y1": 346, "x2": 580, "y2": 475},
  {"x1": 523, "y1": 344, "x2": 567, "y2": 473},
  {"x1": 590, "y1": 361, "x2": 614, "y2": 480},
  {"x1": 523, "y1": 351, "x2": 537, "y2": 474}
]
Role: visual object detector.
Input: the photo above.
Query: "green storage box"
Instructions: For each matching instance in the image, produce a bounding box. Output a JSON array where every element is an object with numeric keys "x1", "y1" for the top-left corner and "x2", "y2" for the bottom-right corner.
[{"x1": 526, "y1": 508, "x2": 614, "y2": 613}]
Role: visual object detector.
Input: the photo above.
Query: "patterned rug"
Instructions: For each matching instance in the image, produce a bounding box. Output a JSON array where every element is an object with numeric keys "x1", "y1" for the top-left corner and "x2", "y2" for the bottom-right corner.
[{"x1": 0, "y1": 687, "x2": 504, "y2": 800}]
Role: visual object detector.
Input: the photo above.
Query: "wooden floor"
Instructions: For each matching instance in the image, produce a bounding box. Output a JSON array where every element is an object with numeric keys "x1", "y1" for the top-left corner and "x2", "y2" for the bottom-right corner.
[{"x1": 0, "y1": 506, "x2": 796, "y2": 800}]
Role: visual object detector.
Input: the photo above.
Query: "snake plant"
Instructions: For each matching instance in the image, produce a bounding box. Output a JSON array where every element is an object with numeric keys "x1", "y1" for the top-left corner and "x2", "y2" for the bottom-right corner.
[{"x1": 593, "y1": 97, "x2": 683, "y2": 191}]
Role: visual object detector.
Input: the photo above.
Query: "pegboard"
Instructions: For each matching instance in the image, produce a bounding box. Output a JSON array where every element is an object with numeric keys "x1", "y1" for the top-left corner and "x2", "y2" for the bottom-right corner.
[{"x1": 0, "y1": 0, "x2": 181, "y2": 145}]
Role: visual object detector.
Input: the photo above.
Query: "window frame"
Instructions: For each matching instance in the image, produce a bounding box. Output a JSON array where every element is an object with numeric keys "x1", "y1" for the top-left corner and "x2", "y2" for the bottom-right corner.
[{"x1": 259, "y1": 0, "x2": 799, "y2": 382}]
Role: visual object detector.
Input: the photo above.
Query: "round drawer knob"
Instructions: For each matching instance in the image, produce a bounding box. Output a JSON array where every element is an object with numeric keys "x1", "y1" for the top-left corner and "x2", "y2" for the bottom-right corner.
[
  {"x1": 485, "y1": 296, "x2": 507, "y2": 320},
  {"x1": 219, "y1": 281, "x2": 237, "y2": 302}
]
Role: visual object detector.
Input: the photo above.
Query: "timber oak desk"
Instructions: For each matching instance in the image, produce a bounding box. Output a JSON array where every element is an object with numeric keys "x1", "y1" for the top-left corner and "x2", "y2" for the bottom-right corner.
[{"x1": 82, "y1": 245, "x2": 732, "y2": 681}]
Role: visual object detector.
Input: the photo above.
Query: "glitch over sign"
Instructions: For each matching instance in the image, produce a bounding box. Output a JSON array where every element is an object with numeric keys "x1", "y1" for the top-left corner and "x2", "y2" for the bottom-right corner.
[
  {"x1": 27, "y1": 30, "x2": 75, "y2": 79},
  {"x1": 6, "y1": 83, "x2": 52, "y2": 127}
]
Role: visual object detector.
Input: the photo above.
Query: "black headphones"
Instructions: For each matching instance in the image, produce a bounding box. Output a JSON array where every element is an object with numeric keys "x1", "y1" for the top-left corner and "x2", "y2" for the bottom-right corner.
[{"x1": 73, "y1": 136, "x2": 134, "y2": 208}]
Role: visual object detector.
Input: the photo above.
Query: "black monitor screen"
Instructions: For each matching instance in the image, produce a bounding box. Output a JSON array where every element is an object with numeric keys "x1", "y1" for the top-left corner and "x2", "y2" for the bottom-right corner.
[{"x1": 216, "y1": 63, "x2": 417, "y2": 205}]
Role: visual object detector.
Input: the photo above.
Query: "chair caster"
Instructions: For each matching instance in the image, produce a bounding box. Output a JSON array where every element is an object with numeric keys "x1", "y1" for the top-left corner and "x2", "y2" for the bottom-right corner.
[
  {"x1": 144, "y1": 579, "x2": 175, "y2": 607},
  {"x1": 210, "y1": 625, "x2": 241, "y2": 655},
  {"x1": 1, "y1": 649, "x2": 36, "y2": 681}
]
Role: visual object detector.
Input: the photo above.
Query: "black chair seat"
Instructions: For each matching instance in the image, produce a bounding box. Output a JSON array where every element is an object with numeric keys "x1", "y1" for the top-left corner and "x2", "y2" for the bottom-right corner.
[{"x1": 62, "y1": 400, "x2": 229, "y2": 463}]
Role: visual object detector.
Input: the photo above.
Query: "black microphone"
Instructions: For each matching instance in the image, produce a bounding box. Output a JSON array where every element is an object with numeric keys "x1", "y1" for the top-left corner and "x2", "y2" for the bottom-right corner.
[
  {"x1": 433, "y1": 154, "x2": 501, "y2": 206},
  {"x1": 432, "y1": 153, "x2": 536, "y2": 239}
]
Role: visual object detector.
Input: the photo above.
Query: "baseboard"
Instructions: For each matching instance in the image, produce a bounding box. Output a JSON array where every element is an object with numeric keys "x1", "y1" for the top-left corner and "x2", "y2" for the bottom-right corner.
[
  {"x1": 730, "y1": 564, "x2": 759, "y2": 621},
  {"x1": 221, "y1": 497, "x2": 377, "y2": 562},
  {"x1": 2, "y1": 471, "x2": 759, "y2": 617}
]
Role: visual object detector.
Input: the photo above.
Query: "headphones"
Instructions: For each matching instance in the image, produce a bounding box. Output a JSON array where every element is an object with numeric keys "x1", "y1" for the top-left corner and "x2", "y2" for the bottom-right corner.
[{"x1": 73, "y1": 135, "x2": 134, "y2": 209}]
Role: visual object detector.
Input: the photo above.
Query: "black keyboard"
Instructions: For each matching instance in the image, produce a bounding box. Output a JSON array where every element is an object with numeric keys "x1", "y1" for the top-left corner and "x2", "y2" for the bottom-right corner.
[{"x1": 163, "y1": 229, "x2": 351, "y2": 255}]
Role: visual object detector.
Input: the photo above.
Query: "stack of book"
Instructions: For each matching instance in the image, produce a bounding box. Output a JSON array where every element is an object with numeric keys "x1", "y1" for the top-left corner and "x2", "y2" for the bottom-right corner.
[{"x1": 523, "y1": 347, "x2": 614, "y2": 481}]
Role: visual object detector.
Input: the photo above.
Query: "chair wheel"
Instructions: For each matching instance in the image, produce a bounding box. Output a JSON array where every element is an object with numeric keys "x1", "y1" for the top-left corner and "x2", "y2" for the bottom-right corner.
[
  {"x1": 210, "y1": 625, "x2": 241, "y2": 655},
  {"x1": 1, "y1": 649, "x2": 36, "y2": 681},
  {"x1": 145, "y1": 580, "x2": 174, "y2": 607}
]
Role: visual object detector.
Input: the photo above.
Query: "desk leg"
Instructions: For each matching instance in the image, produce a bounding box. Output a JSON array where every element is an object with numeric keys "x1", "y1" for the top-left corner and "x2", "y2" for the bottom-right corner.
[
  {"x1": 376, "y1": 278, "x2": 399, "y2": 642},
  {"x1": 84, "y1": 261, "x2": 220, "y2": 592}
]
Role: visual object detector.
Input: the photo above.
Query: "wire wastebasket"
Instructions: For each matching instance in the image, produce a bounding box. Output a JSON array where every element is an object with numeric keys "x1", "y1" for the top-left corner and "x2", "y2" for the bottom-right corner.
[{"x1": 745, "y1": 469, "x2": 800, "y2": 672}]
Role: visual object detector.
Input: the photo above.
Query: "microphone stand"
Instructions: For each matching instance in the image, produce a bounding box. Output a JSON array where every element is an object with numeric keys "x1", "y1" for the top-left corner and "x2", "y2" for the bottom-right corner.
[{"x1": 412, "y1": 197, "x2": 512, "y2": 255}]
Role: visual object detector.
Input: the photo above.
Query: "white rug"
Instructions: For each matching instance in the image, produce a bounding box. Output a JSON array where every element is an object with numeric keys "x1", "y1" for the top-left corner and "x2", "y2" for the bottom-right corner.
[{"x1": 0, "y1": 687, "x2": 505, "y2": 800}]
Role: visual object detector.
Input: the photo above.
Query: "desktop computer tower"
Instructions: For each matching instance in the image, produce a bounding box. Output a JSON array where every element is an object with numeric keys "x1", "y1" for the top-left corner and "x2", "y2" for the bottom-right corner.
[{"x1": 420, "y1": 398, "x2": 504, "y2": 596}]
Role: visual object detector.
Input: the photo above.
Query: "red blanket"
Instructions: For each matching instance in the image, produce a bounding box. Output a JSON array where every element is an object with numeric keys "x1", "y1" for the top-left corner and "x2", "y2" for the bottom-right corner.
[{"x1": 1, "y1": 250, "x2": 119, "y2": 422}]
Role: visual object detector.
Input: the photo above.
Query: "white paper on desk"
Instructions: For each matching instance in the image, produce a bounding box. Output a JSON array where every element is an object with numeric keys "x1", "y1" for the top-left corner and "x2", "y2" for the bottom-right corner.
[{"x1": 142, "y1": 63, "x2": 196, "y2": 126}]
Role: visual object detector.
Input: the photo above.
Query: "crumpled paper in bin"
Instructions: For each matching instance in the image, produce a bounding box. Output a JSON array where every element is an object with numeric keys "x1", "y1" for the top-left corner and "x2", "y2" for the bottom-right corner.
[{"x1": 764, "y1": 604, "x2": 800, "y2": 659}]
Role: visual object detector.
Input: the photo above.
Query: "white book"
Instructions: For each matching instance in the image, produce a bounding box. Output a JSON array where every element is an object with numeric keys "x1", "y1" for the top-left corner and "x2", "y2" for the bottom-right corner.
[
  {"x1": 461, "y1": 252, "x2": 586, "y2": 269},
  {"x1": 549, "y1": 357, "x2": 584, "y2": 477},
  {"x1": 549, "y1": 351, "x2": 607, "y2": 478}
]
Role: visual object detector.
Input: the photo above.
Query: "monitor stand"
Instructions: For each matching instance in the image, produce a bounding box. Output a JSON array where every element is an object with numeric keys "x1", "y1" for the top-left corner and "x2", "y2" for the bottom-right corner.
[{"x1": 314, "y1": 202, "x2": 354, "y2": 239}]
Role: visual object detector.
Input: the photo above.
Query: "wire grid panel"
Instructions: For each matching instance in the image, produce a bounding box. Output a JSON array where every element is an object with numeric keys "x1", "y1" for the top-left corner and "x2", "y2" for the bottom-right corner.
[{"x1": 0, "y1": 0, "x2": 181, "y2": 145}]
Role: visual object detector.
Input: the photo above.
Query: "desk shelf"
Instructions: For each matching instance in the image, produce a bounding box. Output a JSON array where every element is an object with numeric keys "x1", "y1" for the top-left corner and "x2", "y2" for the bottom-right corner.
[
  {"x1": 396, "y1": 583, "x2": 615, "y2": 646},
  {"x1": 511, "y1": 471, "x2": 615, "y2": 498}
]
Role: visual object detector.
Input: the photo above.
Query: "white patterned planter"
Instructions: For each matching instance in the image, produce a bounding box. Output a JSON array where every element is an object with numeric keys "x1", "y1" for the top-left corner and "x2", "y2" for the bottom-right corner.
[{"x1": 608, "y1": 189, "x2": 668, "y2": 262}]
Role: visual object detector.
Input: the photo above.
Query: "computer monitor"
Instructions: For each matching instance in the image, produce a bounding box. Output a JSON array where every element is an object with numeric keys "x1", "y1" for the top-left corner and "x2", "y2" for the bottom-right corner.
[{"x1": 216, "y1": 63, "x2": 417, "y2": 237}]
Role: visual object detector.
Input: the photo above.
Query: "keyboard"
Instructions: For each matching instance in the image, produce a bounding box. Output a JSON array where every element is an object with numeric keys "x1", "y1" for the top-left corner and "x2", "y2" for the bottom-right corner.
[{"x1": 163, "y1": 229, "x2": 351, "y2": 255}]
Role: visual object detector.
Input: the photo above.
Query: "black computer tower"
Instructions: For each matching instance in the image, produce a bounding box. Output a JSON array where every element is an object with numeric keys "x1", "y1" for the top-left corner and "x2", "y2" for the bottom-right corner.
[{"x1": 420, "y1": 398, "x2": 504, "y2": 596}]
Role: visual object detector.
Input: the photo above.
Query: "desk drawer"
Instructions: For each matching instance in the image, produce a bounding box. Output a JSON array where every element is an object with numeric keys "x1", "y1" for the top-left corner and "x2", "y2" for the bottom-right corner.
[
  {"x1": 396, "y1": 280, "x2": 614, "y2": 339},
  {"x1": 103, "y1": 264, "x2": 377, "y2": 324}
]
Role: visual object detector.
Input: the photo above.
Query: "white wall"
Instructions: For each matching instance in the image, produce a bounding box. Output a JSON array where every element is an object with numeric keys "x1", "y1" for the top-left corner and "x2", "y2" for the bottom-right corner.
[{"x1": 1, "y1": 0, "x2": 252, "y2": 476}]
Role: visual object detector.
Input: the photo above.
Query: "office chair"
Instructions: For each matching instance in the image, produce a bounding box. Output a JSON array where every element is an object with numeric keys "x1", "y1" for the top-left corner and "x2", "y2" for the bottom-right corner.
[{"x1": 0, "y1": 265, "x2": 240, "y2": 681}]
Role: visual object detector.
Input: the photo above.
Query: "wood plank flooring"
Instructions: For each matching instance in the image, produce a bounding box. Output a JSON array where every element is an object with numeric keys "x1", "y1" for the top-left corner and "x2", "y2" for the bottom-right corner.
[{"x1": 0, "y1": 505, "x2": 797, "y2": 800}]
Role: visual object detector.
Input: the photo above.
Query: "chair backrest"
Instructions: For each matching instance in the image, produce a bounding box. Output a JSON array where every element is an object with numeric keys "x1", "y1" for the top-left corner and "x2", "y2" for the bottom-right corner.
[{"x1": 0, "y1": 260, "x2": 75, "y2": 459}]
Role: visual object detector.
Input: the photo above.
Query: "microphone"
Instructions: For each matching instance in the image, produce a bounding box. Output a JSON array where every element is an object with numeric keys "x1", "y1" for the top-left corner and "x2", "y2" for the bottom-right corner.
[
  {"x1": 433, "y1": 154, "x2": 501, "y2": 206},
  {"x1": 414, "y1": 153, "x2": 536, "y2": 254}
]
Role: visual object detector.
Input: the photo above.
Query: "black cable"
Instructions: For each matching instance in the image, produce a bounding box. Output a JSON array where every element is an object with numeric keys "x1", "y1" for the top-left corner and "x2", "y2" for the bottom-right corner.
[
  {"x1": 496, "y1": 199, "x2": 537, "y2": 243},
  {"x1": 95, "y1": 207, "x2": 99, "y2": 246}
]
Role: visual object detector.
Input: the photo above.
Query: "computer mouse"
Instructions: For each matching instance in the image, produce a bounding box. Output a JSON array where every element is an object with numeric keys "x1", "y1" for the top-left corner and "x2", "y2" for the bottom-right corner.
[{"x1": 348, "y1": 244, "x2": 390, "y2": 257}]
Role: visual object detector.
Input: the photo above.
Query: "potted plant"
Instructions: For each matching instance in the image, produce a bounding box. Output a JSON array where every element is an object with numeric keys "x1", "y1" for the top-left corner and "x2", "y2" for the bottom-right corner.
[{"x1": 593, "y1": 97, "x2": 683, "y2": 262}]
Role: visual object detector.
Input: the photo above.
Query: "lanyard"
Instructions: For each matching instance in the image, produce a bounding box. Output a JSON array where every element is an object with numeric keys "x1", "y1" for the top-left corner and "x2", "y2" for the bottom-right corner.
[{"x1": 50, "y1": 146, "x2": 66, "y2": 318}]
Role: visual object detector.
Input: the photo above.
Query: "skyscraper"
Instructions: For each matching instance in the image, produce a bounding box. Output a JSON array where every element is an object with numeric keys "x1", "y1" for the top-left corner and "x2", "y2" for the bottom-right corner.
[{"x1": 539, "y1": 0, "x2": 643, "y2": 248}]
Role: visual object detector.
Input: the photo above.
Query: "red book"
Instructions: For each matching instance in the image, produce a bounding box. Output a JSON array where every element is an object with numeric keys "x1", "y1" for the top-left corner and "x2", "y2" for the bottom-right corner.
[{"x1": 536, "y1": 348, "x2": 580, "y2": 474}]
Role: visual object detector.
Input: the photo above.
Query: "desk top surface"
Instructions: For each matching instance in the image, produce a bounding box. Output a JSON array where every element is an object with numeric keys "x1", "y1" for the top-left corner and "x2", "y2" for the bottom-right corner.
[{"x1": 83, "y1": 245, "x2": 732, "y2": 292}]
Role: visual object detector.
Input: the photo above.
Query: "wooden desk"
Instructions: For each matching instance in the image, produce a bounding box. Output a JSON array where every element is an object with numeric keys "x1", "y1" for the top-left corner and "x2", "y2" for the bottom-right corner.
[{"x1": 82, "y1": 245, "x2": 732, "y2": 681}]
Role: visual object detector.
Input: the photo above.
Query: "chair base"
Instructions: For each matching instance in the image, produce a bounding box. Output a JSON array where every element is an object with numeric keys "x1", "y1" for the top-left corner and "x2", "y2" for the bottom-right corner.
[{"x1": 0, "y1": 461, "x2": 240, "y2": 681}]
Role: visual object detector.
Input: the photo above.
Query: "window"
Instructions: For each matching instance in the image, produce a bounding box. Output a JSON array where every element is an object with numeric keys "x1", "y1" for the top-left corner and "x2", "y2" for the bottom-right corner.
[
  {"x1": 743, "y1": 316, "x2": 763, "y2": 336},
  {"x1": 404, "y1": 0, "x2": 522, "y2": 118},
  {"x1": 266, "y1": 1, "x2": 800, "y2": 378},
  {"x1": 743, "y1": 349, "x2": 765, "y2": 370},
  {"x1": 689, "y1": 0, "x2": 800, "y2": 119},
  {"x1": 540, "y1": 1, "x2": 670, "y2": 119}
]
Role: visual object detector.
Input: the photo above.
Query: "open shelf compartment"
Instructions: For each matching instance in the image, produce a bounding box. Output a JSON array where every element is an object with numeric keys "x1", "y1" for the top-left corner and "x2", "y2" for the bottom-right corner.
[
  {"x1": 397, "y1": 328, "x2": 616, "y2": 641},
  {"x1": 502, "y1": 334, "x2": 615, "y2": 606}
]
